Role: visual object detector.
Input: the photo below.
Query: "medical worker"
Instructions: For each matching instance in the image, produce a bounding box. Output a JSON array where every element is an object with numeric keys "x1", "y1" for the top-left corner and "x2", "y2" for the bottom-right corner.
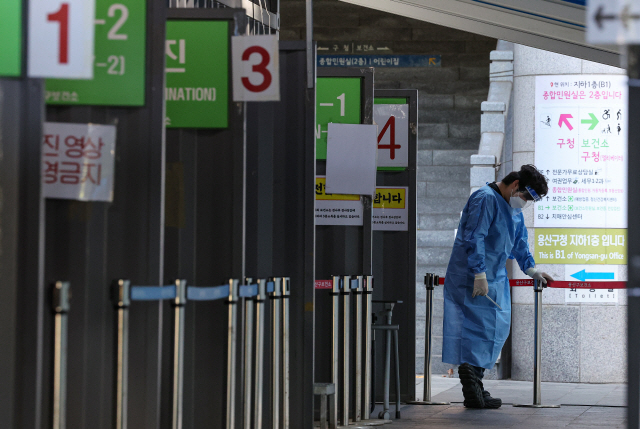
[{"x1": 442, "y1": 164, "x2": 554, "y2": 409}]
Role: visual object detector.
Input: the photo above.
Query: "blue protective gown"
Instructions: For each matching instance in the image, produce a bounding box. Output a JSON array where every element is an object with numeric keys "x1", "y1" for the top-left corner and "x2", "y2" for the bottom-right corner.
[{"x1": 442, "y1": 184, "x2": 535, "y2": 369}]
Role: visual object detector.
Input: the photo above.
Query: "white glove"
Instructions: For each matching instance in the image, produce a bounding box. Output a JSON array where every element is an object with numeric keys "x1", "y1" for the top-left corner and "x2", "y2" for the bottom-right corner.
[
  {"x1": 525, "y1": 267, "x2": 555, "y2": 285},
  {"x1": 472, "y1": 272, "x2": 489, "y2": 298}
]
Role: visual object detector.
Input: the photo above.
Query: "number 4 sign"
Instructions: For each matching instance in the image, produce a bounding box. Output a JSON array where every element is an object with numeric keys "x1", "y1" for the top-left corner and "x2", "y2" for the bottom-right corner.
[
  {"x1": 231, "y1": 35, "x2": 280, "y2": 102},
  {"x1": 28, "y1": 0, "x2": 95, "y2": 78},
  {"x1": 374, "y1": 103, "x2": 409, "y2": 168}
]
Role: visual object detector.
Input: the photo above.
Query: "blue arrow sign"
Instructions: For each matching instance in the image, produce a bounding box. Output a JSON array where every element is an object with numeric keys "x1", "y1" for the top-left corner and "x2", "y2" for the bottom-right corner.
[{"x1": 570, "y1": 269, "x2": 615, "y2": 282}]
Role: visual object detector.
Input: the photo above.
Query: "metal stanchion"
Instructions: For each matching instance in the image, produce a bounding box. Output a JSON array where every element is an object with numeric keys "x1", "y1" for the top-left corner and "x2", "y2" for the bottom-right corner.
[
  {"x1": 53, "y1": 281, "x2": 71, "y2": 429},
  {"x1": 173, "y1": 280, "x2": 187, "y2": 429},
  {"x1": 227, "y1": 279, "x2": 240, "y2": 429},
  {"x1": 281, "y1": 277, "x2": 291, "y2": 429},
  {"x1": 354, "y1": 276, "x2": 363, "y2": 423},
  {"x1": 340, "y1": 275, "x2": 351, "y2": 427},
  {"x1": 254, "y1": 280, "x2": 267, "y2": 429},
  {"x1": 113, "y1": 280, "x2": 131, "y2": 429},
  {"x1": 513, "y1": 279, "x2": 560, "y2": 409},
  {"x1": 407, "y1": 273, "x2": 449, "y2": 406},
  {"x1": 244, "y1": 278, "x2": 255, "y2": 429},
  {"x1": 271, "y1": 278, "x2": 282, "y2": 429},
  {"x1": 331, "y1": 275, "x2": 341, "y2": 429}
]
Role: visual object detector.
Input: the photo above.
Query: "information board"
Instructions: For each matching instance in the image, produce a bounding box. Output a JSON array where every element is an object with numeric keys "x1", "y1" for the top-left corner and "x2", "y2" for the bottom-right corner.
[
  {"x1": 316, "y1": 77, "x2": 361, "y2": 159},
  {"x1": 373, "y1": 187, "x2": 408, "y2": 231},
  {"x1": 315, "y1": 176, "x2": 363, "y2": 226},
  {"x1": 165, "y1": 20, "x2": 229, "y2": 128},
  {"x1": 534, "y1": 75, "x2": 628, "y2": 229},
  {"x1": 46, "y1": 0, "x2": 147, "y2": 106},
  {"x1": 534, "y1": 228, "x2": 626, "y2": 265},
  {"x1": 0, "y1": 0, "x2": 22, "y2": 77}
]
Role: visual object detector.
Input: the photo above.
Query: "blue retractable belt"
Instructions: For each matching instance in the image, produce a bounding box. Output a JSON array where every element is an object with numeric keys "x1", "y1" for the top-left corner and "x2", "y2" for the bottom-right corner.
[
  {"x1": 187, "y1": 285, "x2": 229, "y2": 301},
  {"x1": 267, "y1": 281, "x2": 275, "y2": 293},
  {"x1": 350, "y1": 279, "x2": 358, "y2": 289},
  {"x1": 130, "y1": 285, "x2": 177, "y2": 301},
  {"x1": 239, "y1": 284, "x2": 259, "y2": 298}
]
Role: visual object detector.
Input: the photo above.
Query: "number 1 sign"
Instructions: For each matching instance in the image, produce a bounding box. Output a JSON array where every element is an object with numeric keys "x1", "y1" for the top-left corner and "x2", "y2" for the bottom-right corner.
[
  {"x1": 232, "y1": 35, "x2": 280, "y2": 102},
  {"x1": 29, "y1": 0, "x2": 95, "y2": 79}
]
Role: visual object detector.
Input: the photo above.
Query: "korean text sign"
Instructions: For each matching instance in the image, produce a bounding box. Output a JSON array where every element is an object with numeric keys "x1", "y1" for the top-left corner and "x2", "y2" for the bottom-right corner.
[
  {"x1": 534, "y1": 228, "x2": 627, "y2": 265},
  {"x1": 43, "y1": 122, "x2": 116, "y2": 202},
  {"x1": 0, "y1": 0, "x2": 22, "y2": 77},
  {"x1": 29, "y1": 0, "x2": 95, "y2": 78},
  {"x1": 534, "y1": 75, "x2": 628, "y2": 229},
  {"x1": 165, "y1": 20, "x2": 229, "y2": 128},
  {"x1": 232, "y1": 34, "x2": 280, "y2": 102},
  {"x1": 46, "y1": 0, "x2": 147, "y2": 106},
  {"x1": 373, "y1": 187, "x2": 408, "y2": 231},
  {"x1": 316, "y1": 77, "x2": 361, "y2": 159}
]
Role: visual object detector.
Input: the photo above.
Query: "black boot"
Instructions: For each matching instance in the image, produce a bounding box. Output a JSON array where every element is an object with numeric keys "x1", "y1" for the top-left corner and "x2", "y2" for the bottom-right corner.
[
  {"x1": 458, "y1": 363, "x2": 485, "y2": 409},
  {"x1": 482, "y1": 390, "x2": 502, "y2": 409}
]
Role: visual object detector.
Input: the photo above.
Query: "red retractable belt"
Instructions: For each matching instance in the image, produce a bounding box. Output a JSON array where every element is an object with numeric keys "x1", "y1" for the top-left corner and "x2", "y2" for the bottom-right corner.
[{"x1": 436, "y1": 277, "x2": 626, "y2": 289}]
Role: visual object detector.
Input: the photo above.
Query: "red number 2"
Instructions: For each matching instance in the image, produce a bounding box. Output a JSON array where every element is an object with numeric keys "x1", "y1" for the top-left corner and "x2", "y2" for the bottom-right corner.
[
  {"x1": 241, "y1": 46, "x2": 272, "y2": 93},
  {"x1": 47, "y1": 3, "x2": 69, "y2": 64}
]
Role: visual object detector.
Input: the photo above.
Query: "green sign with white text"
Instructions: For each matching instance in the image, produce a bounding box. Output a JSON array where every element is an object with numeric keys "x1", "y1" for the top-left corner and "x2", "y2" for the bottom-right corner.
[
  {"x1": 316, "y1": 77, "x2": 361, "y2": 159},
  {"x1": 165, "y1": 20, "x2": 228, "y2": 128},
  {"x1": 0, "y1": 0, "x2": 22, "y2": 77},
  {"x1": 46, "y1": 0, "x2": 147, "y2": 106}
]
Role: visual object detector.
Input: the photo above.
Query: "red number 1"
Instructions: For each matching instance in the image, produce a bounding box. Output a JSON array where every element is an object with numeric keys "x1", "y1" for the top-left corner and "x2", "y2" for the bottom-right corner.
[{"x1": 47, "y1": 3, "x2": 69, "y2": 64}]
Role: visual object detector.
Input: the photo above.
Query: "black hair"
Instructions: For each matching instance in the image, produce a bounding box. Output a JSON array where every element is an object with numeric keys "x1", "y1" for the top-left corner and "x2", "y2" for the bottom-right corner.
[{"x1": 502, "y1": 164, "x2": 548, "y2": 199}]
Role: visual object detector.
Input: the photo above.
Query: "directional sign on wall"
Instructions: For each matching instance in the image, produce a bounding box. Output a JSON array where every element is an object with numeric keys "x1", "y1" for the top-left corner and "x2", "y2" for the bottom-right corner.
[
  {"x1": 46, "y1": 0, "x2": 147, "y2": 106},
  {"x1": 29, "y1": 0, "x2": 95, "y2": 79},
  {"x1": 587, "y1": 0, "x2": 640, "y2": 45},
  {"x1": 0, "y1": 0, "x2": 22, "y2": 77},
  {"x1": 232, "y1": 34, "x2": 280, "y2": 102}
]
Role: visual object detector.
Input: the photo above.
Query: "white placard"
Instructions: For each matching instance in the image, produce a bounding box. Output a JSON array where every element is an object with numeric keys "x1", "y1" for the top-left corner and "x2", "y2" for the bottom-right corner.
[
  {"x1": 372, "y1": 187, "x2": 409, "y2": 231},
  {"x1": 28, "y1": 0, "x2": 95, "y2": 78},
  {"x1": 326, "y1": 123, "x2": 378, "y2": 196},
  {"x1": 315, "y1": 200, "x2": 364, "y2": 226},
  {"x1": 586, "y1": 0, "x2": 640, "y2": 45},
  {"x1": 534, "y1": 75, "x2": 628, "y2": 229},
  {"x1": 42, "y1": 122, "x2": 116, "y2": 202},
  {"x1": 232, "y1": 35, "x2": 280, "y2": 102},
  {"x1": 374, "y1": 104, "x2": 409, "y2": 168}
]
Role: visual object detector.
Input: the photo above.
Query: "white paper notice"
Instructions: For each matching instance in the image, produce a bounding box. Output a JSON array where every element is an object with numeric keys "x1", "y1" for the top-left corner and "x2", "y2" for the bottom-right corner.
[
  {"x1": 373, "y1": 187, "x2": 409, "y2": 231},
  {"x1": 325, "y1": 123, "x2": 378, "y2": 196},
  {"x1": 42, "y1": 122, "x2": 116, "y2": 202},
  {"x1": 374, "y1": 104, "x2": 409, "y2": 168},
  {"x1": 315, "y1": 176, "x2": 363, "y2": 226},
  {"x1": 534, "y1": 75, "x2": 628, "y2": 229}
]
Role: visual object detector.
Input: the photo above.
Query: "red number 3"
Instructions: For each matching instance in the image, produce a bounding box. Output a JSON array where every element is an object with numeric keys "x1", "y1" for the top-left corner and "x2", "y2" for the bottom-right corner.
[{"x1": 241, "y1": 46, "x2": 272, "y2": 93}]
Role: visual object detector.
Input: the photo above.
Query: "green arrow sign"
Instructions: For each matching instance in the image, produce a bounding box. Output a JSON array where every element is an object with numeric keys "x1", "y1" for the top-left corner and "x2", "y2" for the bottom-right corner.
[
  {"x1": 316, "y1": 77, "x2": 361, "y2": 159},
  {"x1": 0, "y1": 0, "x2": 22, "y2": 77},
  {"x1": 581, "y1": 113, "x2": 600, "y2": 130},
  {"x1": 46, "y1": 0, "x2": 147, "y2": 106},
  {"x1": 165, "y1": 20, "x2": 228, "y2": 128}
]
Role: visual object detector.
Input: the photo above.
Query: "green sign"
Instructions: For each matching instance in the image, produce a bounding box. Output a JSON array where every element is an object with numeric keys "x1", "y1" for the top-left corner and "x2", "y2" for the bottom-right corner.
[
  {"x1": 535, "y1": 228, "x2": 627, "y2": 265},
  {"x1": 0, "y1": 0, "x2": 22, "y2": 77},
  {"x1": 165, "y1": 20, "x2": 228, "y2": 129},
  {"x1": 45, "y1": 0, "x2": 147, "y2": 106},
  {"x1": 316, "y1": 77, "x2": 361, "y2": 159},
  {"x1": 374, "y1": 97, "x2": 407, "y2": 105}
]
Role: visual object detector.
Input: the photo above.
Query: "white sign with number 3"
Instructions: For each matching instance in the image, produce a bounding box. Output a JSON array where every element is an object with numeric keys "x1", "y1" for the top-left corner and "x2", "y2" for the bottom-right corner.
[
  {"x1": 28, "y1": 0, "x2": 95, "y2": 79},
  {"x1": 232, "y1": 35, "x2": 280, "y2": 102}
]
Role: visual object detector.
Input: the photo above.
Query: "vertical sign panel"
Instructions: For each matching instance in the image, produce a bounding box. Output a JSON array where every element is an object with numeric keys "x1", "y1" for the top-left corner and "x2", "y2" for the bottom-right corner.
[
  {"x1": 232, "y1": 34, "x2": 280, "y2": 102},
  {"x1": 28, "y1": 0, "x2": 95, "y2": 78},
  {"x1": 373, "y1": 103, "x2": 409, "y2": 168},
  {"x1": 46, "y1": 0, "x2": 147, "y2": 106},
  {"x1": 0, "y1": 0, "x2": 22, "y2": 77},
  {"x1": 165, "y1": 20, "x2": 229, "y2": 128},
  {"x1": 316, "y1": 77, "x2": 361, "y2": 160}
]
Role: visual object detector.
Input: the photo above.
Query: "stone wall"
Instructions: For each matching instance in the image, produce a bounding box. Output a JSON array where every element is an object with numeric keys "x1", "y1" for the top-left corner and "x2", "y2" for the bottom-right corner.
[
  {"x1": 510, "y1": 44, "x2": 627, "y2": 383},
  {"x1": 279, "y1": 0, "x2": 496, "y2": 375}
]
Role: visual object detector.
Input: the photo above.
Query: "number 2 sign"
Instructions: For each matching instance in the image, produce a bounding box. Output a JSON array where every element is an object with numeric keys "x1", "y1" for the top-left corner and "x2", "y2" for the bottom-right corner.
[
  {"x1": 28, "y1": 0, "x2": 95, "y2": 79},
  {"x1": 231, "y1": 35, "x2": 279, "y2": 102}
]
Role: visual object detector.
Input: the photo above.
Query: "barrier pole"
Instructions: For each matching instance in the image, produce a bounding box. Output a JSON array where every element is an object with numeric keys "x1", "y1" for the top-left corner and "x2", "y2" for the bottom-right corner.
[
  {"x1": 359, "y1": 277, "x2": 384, "y2": 427},
  {"x1": 513, "y1": 279, "x2": 560, "y2": 409},
  {"x1": 281, "y1": 277, "x2": 291, "y2": 429},
  {"x1": 114, "y1": 280, "x2": 131, "y2": 429},
  {"x1": 254, "y1": 280, "x2": 267, "y2": 429},
  {"x1": 172, "y1": 280, "x2": 188, "y2": 429},
  {"x1": 340, "y1": 275, "x2": 351, "y2": 427},
  {"x1": 407, "y1": 273, "x2": 449, "y2": 406},
  {"x1": 354, "y1": 276, "x2": 363, "y2": 422},
  {"x1": 331, "y1": 275, "x2": 340, "y2": 429},
  {"x1": 52, "y1": 281, "x2": 71, "y2": 429},
  {"x1": 227, "y1": 279, "x2": 240, "y2": 429},
  {"x1": 271, "y1": 278, "x2": 282, "y2": 429},
  {"x1": 244, "y1": 278, "x2": 255, "y2": 429}
]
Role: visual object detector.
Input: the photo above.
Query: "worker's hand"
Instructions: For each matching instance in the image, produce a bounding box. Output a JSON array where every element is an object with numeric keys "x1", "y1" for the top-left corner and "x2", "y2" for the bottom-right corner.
[
  {"x1": 525, "y1": 267, "x2": 555, "y2": 285},
  {"x1": 472, "y1": 273, "x2": 489, "y2": 298}
]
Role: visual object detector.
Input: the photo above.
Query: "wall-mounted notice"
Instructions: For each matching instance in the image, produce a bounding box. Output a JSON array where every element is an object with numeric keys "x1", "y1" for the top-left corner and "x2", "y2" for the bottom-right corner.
[
  {"x1": 315, "y1": 176, "x2": 363, "y2": 226},
  {"x1": 564, "y1": 264, "x2": 621, "y2": 303},
  {"x1": 46, "y1": 0, "x2": 147, "y2": 106},
  {"x1": 534, "y1": 228, "x2": 626, "y2": 265},
  {"x1": 534, "y1": 75, "x2": 628, "y2": 229},
  {"x1": 374, "y1": 103, "x2": 409, "y2": 168},
  {"x1": 373, "y1": 187, "x2": 408, "y2": 231},
  {"x1": 0, "y1": 0, "x2": 22, "y2": 77},
  {"x1": 232, "y1": 34, "x2": 280, "y2": 102},
  {"x1": 165, "y1": 20, "x2": 228, "y2": 128},
  {"x1": 42, "y1": 122, "x2": 116, "y2": 202}
]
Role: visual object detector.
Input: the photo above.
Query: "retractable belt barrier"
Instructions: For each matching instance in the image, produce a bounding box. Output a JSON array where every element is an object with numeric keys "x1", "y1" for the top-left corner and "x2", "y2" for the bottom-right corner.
[
  {"x1": 112, "y1": 277, "x2": 290, "y2": 429},
  {"x1": 52, "y1": 281, "x2": 71, "y2": 429},
  {"x1": 436, "y1": 277, "x2": 627, "y2": 289}
]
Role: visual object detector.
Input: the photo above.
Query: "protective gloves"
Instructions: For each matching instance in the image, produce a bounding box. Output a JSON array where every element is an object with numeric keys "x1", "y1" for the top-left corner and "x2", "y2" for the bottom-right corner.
[
  {"x1": 525, "y1": 267, "x2": 555, "y2": 285},
  {"x1": 472, "y1": 273, "x2": 489, "y2": 298}
]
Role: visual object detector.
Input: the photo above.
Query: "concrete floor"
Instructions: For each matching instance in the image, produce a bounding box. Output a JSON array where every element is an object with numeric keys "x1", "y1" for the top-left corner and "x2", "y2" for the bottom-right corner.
[{"x1": 361, "y1": 376, "x2": 627, "y2": 429}]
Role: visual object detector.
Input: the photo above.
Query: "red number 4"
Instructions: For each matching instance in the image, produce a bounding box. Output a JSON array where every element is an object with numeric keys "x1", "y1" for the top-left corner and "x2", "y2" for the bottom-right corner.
[
  {"x1": 241, "y1": 46, "x2": 272, "y2": 93},
  {"x1": 47, "y1": 3, "x2": 69, "y2": 64},
  {"x1": 378, "y1": 116, "x2": 401, "y2": 160}
]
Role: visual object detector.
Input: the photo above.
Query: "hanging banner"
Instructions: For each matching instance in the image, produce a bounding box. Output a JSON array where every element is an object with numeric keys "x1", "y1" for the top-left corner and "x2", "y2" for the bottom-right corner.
[
  {"x1": 232, "y1": 34, "x2": 280, "y2": 102},
  {"x1": 374, "y1": 103, "x2": 409, "y2": 168},
  {"x1": 42, "y1": 122, "x2": 116, "y2": 202},
  {"x1": 372, "y1": 187, "x2": 408, "y2": 231},
  {"x1": 0, "y1": 0, "x2": 22, "y2": 77}
]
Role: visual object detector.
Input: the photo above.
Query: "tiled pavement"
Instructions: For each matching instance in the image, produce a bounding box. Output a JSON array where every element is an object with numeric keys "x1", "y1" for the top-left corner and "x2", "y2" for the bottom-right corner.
[{"x1": 359, "y1": 377, "x2": 626, "y2": 429}]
